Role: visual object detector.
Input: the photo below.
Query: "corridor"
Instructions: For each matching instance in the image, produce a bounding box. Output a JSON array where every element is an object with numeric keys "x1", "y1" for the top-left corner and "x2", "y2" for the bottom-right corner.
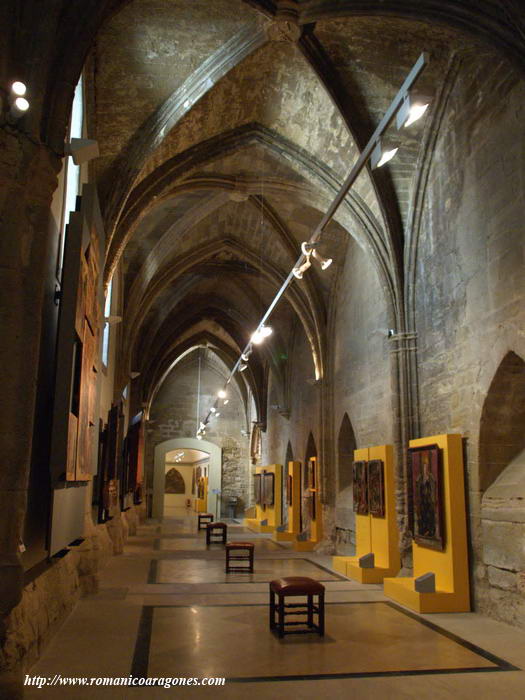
[{"x1": 25, "y1": 509, "x2": 525, "y2": 699}]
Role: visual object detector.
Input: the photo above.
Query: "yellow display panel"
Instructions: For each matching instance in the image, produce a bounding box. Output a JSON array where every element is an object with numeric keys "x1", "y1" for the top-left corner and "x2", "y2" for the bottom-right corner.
[
  {"x1": 194, "y1": 476, "x2": 208, "y2": 513},
  {"x1": 245, "y1": 464, "x2": 282, "y2": 533},
  {"x1": 293, "y1": 457, "x2": 323, "y2": 551},
  {"x1": 275, "y1": 461, "x2": 301, "y2": 542},
  {"x1": 384, "y1": 434, "x2": 470, "y2": 613},
  {"x1": 333, "y1": 445, "x2": 400, "y2": 583}
]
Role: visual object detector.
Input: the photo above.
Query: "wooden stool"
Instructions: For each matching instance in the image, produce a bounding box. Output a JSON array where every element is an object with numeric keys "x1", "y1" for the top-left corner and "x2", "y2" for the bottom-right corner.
[
  {"x1": 197, "y1": 513, "x2": 213, "y2": 531},
  {"x1": 269, "y1": 576, "x2": 325, "y2": 637},
  {"x1": 206, "y1": 521, "x2": 227, "y2": 545},
  {"x1": 225, "y1": 542, "x2": 255, "y2": 573}
]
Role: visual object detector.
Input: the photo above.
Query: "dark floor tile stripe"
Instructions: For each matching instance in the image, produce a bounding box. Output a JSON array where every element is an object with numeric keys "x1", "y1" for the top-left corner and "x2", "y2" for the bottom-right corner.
[{"x1": 130, "y1": 606, "x2": 154, "y2": 678}]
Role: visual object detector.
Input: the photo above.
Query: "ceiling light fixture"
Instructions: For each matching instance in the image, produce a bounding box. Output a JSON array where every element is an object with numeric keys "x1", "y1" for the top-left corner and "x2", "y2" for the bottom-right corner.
[
  {"x1": 396, "y1": 93, "x2": 430, "y2": 129},
  {"x1": 195, "y1": 53, "x2": 429, "y2": 434},
  {"x1": 218, "y1": 389, "x2": 227, "y2": 399},
  {"x1": 371, "y1": 139, "x2": 398, "y2": 169}
]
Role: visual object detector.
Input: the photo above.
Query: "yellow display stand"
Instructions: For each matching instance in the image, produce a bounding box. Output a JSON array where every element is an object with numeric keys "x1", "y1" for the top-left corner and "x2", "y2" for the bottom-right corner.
[
  {"x1": 194, "y1": 476, "x2": 208, "y2": 513},
  {"x1": 333, "y1": 445, "x2": 400, "y2": 583},
  {"x1": 245, "y1": 464, "x2": 282, "y2": 533},
  {"x1": 275, "y1": 461, "x2": 301, "y2": 542},
  {"x1": 384, "y1": 434, "x2": 470, "y2": 613},
  {"x1": 293, "y1": 457, "x2": 322, "y2": 551}
]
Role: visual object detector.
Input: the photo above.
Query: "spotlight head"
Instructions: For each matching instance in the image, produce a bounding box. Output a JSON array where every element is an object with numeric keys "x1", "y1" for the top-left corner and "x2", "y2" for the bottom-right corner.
[
  {"x1": 260, "y1": 325, "x2": 272, "y2": 338},
  {"x1": 312, "y1": 248, "x2": 333, "y2": 270},
  {"x1": 371, "y1": 140, "x2": 398, "y2": 169},
  {"x1": 239, "y1": 362, "x2": 248, "y2": 372},
  {"x1": 210, "y1": 406, "x2": 216, "y2": 413},
  {"x1": 396, "y1": 93, "x2": 430, "y2": 129},
  {"x1": 215, "y1": 412, "x2": 220, "y2": 418},
  {"x1": 218, "y1": 389, "x2": 227, "y2": 399},
  {"x1": 223, "y1": 399, "x2": 229, "y2": 405},
  {"x1": 11, "y1": 81, "x2": 27, "y2": 96},
  {"x1": 9, "y1": 96, "x2": 29, "y2": 120},
  {"x1": 197, "y1": 434, "x2": 202, "y2": 440}
]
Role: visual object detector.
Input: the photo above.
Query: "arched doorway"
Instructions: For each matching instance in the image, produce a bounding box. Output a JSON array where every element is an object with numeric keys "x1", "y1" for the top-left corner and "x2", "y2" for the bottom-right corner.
[
  {"x1": 479, "y1": 351, "x2": 525, "y2": 493},
  {"x1": 153, "y1": 438, "x2": 222, "y2": 519},
  {"x1": 479, "y1": 352, "x2": 525, "y2": 625},
  {"x1": 163, "y1": 448, "x2": 210, "y2": 516},
  {"x1": 336, "y1": 413, "x2": 357, "y2": 554}
]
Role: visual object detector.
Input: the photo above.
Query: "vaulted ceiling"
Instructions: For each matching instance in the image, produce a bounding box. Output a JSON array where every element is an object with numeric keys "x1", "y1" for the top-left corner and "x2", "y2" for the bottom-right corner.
[{"x1": 79, "y1": 0, "x2": 523, "y2": 417}]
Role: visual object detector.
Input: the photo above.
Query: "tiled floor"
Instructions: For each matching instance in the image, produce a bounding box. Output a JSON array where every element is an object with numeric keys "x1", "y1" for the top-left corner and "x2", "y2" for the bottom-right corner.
[{"x1": 26, "y1": 509, "x2": 525, "y2": 698}]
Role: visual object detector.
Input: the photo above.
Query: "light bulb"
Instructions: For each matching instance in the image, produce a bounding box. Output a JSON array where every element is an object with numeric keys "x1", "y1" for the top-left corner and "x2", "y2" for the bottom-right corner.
[
  {"x1": 404, "y1": 103, "x2": 429, "y2": 127},
  {"x1": 210, "y1": 407, "x2": 216, "y2": 413},
  {"x1": 11, "y1": 81, "x2": 27, "y2": 96},
  {"x1": 218, "y1": 389, "x2": 227, "y2": 399},
  {"x1": 376, "y1": 148, "x2": 398, "y2": 168},
  {"x1": 251, "y1": 330, "x2": 264, "y2": 345},
  {"x1": 260, "y1": 325, "x2": 272, "y2": 338}
]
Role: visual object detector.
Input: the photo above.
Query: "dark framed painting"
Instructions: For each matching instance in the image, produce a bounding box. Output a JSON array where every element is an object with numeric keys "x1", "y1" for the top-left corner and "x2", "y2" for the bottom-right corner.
[
  {"x1": 353, "y1": 461, "x2": 368, "y2": 515},
  {"x1": 308, "y1": 458, "x2": 316, "y2": 489},
  {"x1": 408, "y1": 445, "x2": 444, "y2": 551},
  {"x1": 254, "y1": 473, "x2": 262, "y2": 505},
  {"x1": 368, "y1": 460, "x2": 385, "y2": 517},
  {"x1": 309, "y1": 491, "x2": 316, "y2": 521},
  {"x1": 262, "y1": 472, "x2": 275, "y2": 506},
  {"x1": 287, "y1": 474, "x2": 293, "y2": 506}
]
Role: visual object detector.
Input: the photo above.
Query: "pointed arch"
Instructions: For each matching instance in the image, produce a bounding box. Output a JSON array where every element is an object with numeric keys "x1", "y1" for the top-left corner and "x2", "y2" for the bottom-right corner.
[
  {"x1": 478, "y1": 351, "x2": 525, "y2": 492},
  {"x1": 337, "y1": 413, "x2": 357, "y2": 493}
]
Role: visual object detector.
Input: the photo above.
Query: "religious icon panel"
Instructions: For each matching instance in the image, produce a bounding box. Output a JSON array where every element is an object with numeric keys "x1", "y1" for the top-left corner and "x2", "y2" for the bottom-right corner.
[{"x1": 408, "y1": 445, "x2": 444, "y2": 551}]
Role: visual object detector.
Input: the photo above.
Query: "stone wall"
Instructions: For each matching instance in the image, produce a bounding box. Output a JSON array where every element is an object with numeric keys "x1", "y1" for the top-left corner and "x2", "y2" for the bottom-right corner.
[{"x1": 414, "y1": 52, "x2": 525, "y2": 624}]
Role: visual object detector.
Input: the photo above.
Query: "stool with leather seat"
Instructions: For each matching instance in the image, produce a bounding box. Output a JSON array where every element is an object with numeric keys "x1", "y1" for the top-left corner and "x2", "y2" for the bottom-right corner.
[{"x1": 269, "y1": 576, "x2": 325, "y2": 637}]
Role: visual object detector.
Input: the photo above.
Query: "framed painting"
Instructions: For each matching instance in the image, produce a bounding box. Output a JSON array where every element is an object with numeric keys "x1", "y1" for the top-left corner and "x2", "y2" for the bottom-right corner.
[
  {"x1": 262, "y1": 472, "x2": 275, "y2": 506},
  {"x1": 287, "y1": 474, "x2": 293, "y2": 506},
  {"x1": 353, "y1": 461, "x2": 368, "y2": 515},
  {"x1": 308, "y1": 457, "x2": 316, "y2": 489},
  {"x1": 254, "y1": 473, "x2": 262, "y2": 505},
  {"x1": 368, "y1": 460, "x2": 385, "y2": 517},
  {"x1": 408, "y1": 445, "x2": 444, "y2": 551}
]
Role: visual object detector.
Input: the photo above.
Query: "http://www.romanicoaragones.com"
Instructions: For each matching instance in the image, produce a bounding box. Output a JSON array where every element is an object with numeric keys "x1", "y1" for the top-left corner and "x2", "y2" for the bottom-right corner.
[{"x1": 24, "y1": 675, "x2": 226, "y2": 689}]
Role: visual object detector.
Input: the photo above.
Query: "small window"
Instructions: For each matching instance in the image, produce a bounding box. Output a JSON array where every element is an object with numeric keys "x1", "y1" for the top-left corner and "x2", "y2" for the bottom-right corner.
[{"x1": 102, "y1": 278, "x2": 113, "y2": 368}]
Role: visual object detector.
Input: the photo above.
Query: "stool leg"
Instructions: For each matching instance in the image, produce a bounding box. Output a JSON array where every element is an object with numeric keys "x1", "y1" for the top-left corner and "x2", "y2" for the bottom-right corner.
[
  {"x1": 206, "y1": 530, "x2": 210, "y2": 545},
  {"x1": 269, "y1": 590, "x2": 275, "y2": 630},
  {"x1": 318, "y1": 591, "x2": 325, "y2": 637},
  {"x1": 307, "y1": 594, "x2": 313, "y2": 628},
  {"x1": 278, "y1": 595, "x2": 285, "y2": 638}
]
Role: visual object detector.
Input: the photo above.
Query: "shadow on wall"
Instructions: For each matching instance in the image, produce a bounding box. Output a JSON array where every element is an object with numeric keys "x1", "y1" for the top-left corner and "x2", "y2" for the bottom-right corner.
[
  {"x1": 335, "y1": 413, "x2": 357, "y2": 555},
  {"x1": 479, "y1": 351, "x2": 525, "y2": 626}
]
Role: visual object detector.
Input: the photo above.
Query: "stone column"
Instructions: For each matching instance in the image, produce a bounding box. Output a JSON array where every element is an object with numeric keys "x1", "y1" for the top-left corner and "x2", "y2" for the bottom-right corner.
[{"x1": 0, "y1": 127, "x2": 60, "y2": 651}]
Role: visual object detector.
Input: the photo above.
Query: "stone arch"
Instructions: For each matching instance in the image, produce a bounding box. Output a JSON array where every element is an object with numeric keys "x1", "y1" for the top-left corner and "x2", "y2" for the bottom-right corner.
[
  {"x1": 335, "y1": 413, "x2": 357, "y2": 554},
  {"x1": 304, "y1": 432, "x2": 317, "y2": 488},
  {"x1": 337, "y1": 413, "x2": 357, "y2": 494},
  {"x1": 153, "y1": 438, "x2": 221, "y2": 519},
  {"x1": 478, "y1": 351, "x2": 525, "y2": 493}
]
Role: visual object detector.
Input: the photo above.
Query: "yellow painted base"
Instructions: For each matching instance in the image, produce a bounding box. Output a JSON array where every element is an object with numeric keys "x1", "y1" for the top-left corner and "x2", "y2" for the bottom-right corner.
[
  {"x1": 384, "y1": 577, "x2": 470, "y2": 613},
  {"x1": 293, "y1": 539, "x2": 317, "y2": 551},
  {"x1": 194, "y1": 498, "x2": 207, "y2": 513},
  {"x1": 332, "y1": 556, "x2": 397, "y2": 583},
  {"x1": 244, "y1": 518, "x2": 274, "y2": 534},
  {"x1": 274, "y1": 531, "x2": 296, "y2": 542}
]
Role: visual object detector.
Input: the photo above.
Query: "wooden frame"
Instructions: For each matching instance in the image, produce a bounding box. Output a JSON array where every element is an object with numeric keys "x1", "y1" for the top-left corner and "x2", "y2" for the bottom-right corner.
[
  {"x1": 353, "y1": 460, "x2": 368, "y2": 515},
  {"x1": 408, "y1": 444, "x2": 445, "y2": 551},
  {"x1": 368, "y1": 459, "x2": 385, "y2": 518}
]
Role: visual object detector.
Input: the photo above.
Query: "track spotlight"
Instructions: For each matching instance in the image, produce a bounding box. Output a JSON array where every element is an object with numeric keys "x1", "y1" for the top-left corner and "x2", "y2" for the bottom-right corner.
[
  {"x1": 218, "y1": 389, "x2": 227, "y2": 399},
  {"x1": 239, "y1": 363, "x2": 248, "y2": 372},
  {"x1": 210, "y1": 407, "x2": 216, "y2": 413},
  {"x1": 223, "y1": 399, "x2": 229, "y2": 405},
  {"x1": 251, "y1": 325, "x2": 272, "y2": 345},
  {"x1": 312, "y1": 248, "x2": 332, "y2": 270},
  {"x1": 215, "y1": 412, "x2": 220, "y2": 418},
  {"x1": 197, "y1": 434, "x2": 202, "y2": 440},
  {"x1": 370, "y1": 139, "x2": 398, "y2": 169},
  {"x1": 396, "y1": 93, "x2": 430, "y2": 129},
  {"x1": 292, "y1": 257, "x2": 311, "y2": 279},
  {"x1": 241, "y1": 347, "x2": 252, "y2": 361}
]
